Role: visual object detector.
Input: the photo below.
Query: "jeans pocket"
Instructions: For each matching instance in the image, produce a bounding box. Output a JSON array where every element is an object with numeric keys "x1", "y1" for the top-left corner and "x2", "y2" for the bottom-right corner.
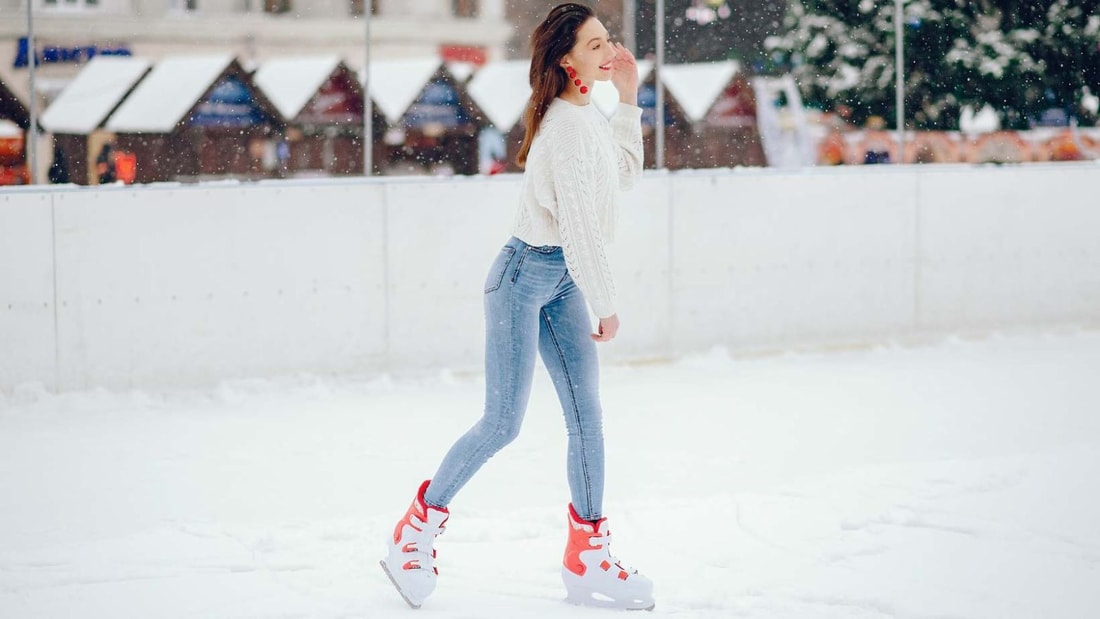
[{"x1": 484, "y1": 246, "x2": 516, "y2": 294}]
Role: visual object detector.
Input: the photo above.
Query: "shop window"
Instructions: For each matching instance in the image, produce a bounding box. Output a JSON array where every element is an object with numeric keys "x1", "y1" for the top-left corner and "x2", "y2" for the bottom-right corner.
[
  {"x1": 349, "y1": 0, "x2": 379, "y2": 16},
  {"x1": 265, "y1": 0, "x2": 291, "y2": 14},
  {"x1": 453, "y1": 0, "x2": 477, "y2": 18}
]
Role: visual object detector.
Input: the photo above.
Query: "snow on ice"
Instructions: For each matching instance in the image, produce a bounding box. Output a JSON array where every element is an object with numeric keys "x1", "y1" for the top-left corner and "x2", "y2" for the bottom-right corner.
[{"x1": 1, "y1": 331, "x2": 1099, "y2": 618}]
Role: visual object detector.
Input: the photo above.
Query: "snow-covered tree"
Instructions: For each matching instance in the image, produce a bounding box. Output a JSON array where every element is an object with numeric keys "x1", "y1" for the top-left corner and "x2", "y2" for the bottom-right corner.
[
  {"x1": 1025, "y1": 0, "x2": 1100, "y2": 125},
  {"x1": 767, "y1": 0, "x2": 1100, "y2": 129}
]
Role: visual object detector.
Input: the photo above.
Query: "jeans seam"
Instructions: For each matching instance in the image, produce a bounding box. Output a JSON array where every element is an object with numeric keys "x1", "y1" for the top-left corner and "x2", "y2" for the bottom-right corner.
[
  {"x1": 541, "y1": 307, "x2": 593, "y2": 516},
  {"x1": 511, "y1": 247, "x2": 530, "y2": 284}
]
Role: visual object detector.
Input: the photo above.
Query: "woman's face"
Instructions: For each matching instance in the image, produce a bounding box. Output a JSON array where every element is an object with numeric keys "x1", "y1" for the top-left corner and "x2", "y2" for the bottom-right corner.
[{"x1": 561, "y1": 17, "x2": 617, "y2": 85}]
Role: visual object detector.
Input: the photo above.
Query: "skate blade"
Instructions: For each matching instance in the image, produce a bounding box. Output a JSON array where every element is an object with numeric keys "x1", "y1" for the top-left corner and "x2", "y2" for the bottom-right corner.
[
  {"x1": 566, "y1": 591, "x2": 655, "y2": 611},
  {"x1": 379, "y1": 559, "x2": 422, "y2": 609}
]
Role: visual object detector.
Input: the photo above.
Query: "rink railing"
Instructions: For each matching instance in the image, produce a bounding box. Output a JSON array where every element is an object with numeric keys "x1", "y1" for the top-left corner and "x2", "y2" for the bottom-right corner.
[{"x1": 2, "y1": 163, "x2": 1099, "y2": 391}]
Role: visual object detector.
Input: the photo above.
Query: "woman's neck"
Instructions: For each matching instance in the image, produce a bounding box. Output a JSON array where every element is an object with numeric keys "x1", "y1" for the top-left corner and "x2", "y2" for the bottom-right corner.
[{"x1": 558, "y1": 91, "x2": 591, "y2": 107}]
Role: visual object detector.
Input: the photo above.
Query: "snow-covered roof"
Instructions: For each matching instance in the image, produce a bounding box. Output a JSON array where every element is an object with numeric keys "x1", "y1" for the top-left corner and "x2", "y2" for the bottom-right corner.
[
  {"x1": 0, "y1": 118, "x2": 21, "y2": 138},
  {"x1": 364, "y1": 58, "x2": 443, "y2": 126},
  {"x1": 446, "y1": 61, "x2": 478, "y2": 83},
  {"x1": 466, "y1": 60, "x2": 531, "y2": 131},
  {"x1": 659, "y1": 60, "x2": 740, "y2": 122},
  {"x1": 40, "y1": 56, "x2": 151, "y2": 134},
  {"x1": 253, "y1": 55, "x2": 342, "y2": 121},
  {"x1": 107, "y1": 54, "x2": 234, "y2": 133},
  {"x1": 591, "y1": 59, "x2": 654, "y2": 118}
]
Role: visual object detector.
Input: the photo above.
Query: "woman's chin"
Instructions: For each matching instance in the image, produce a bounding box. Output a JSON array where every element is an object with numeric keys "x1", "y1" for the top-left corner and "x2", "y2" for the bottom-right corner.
[{"x1": 594, "y1": 72, "x2": 613, "y2": 82}]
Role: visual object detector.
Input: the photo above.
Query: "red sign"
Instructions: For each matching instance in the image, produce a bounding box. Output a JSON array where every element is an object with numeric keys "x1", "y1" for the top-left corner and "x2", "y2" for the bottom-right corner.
[{"x1": 440, "y1": 45, "x2": 486, "y2": 66}]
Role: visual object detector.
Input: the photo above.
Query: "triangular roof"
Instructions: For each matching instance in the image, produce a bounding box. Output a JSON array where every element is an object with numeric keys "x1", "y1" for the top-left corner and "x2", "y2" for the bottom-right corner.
[
  {"x1": 659, "y1": 60, "x2": 740, "y2": 122},
  {"x1": 465, "y1": 59, "x2": 530, "y2": 131},
  {"x1": 365, "y1": 58, "x2": 444, "y2": 126},
  {"x1": 0, "y1": 78, "x2": 30, "y2": 129},
  {"x1": 108, "y1": 54, "x2": 277, "y2": 132},
  {"x1": 253, "y1": 55, "x2": 344, "y2": 120},
  {"x1": 446, "y1": 61, "x2": 478, "y2": 83},
  {"x1": 40, "y1": 56, "x2": 152, "y2": 134}
]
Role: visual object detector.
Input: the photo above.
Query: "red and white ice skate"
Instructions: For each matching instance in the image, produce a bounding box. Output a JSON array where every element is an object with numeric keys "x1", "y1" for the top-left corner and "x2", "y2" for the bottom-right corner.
[
  {"x1": 562, "y1": 503, "x2": 655, "y2": 611},
  {"x1": 380, "y1": 480, "x2": 449, "y2": 609}
]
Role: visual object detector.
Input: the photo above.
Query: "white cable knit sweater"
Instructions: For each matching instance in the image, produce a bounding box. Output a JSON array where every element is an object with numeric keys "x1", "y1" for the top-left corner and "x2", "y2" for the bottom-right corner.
[{"x1": 512, "y1": 98, "x2": 644, "y2": 318}]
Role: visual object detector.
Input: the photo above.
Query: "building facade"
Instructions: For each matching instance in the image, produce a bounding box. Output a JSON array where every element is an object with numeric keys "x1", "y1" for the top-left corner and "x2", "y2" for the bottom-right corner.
[{"x1": 0, "y1": 0, "x2": 509, "y2": 108}]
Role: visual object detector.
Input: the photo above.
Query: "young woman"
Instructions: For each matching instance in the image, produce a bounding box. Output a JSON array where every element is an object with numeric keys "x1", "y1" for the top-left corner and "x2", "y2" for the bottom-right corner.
[{"x1": 381, "y1": 3, "x2": 653, "y2": 611}]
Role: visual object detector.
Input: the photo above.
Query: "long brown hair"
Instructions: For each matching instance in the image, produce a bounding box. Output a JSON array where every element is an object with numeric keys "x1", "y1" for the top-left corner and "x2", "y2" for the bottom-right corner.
[{"x1": 515, "y1": 3, "x2": 594, "y2": 167}]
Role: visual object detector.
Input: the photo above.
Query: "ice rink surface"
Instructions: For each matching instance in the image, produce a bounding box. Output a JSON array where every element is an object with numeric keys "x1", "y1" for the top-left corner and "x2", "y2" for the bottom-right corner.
[{"x1": 2, "y1": 330, "x2": 1099, "y2": 618}]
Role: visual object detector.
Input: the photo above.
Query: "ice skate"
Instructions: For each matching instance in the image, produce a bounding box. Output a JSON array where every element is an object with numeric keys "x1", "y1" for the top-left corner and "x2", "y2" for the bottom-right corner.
[
  {"x1": 380, "y1": 480, "x2": 449, "y2": 609},
  {"x1": 561, "y1": 503, "x2": 654, "y2": 611}
]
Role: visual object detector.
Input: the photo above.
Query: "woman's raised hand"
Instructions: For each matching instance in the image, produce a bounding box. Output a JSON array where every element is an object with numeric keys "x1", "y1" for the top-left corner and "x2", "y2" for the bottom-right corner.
[{"x1": 610, "y1": 42, "x2": 638, "y2": 104}]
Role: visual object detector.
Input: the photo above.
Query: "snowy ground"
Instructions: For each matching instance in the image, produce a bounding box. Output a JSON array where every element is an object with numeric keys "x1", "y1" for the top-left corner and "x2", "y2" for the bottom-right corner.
[{"x1": 2, "y1": 331, "x2": 1099, "y2": 618}]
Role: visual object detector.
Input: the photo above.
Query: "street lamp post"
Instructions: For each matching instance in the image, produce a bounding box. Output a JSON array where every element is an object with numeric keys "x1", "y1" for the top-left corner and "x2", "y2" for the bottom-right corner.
[
  {"x1": 363, "y1": 2, "x2": 373, "y2": 176},
  {"x1": 655, "y1": 0, "x2": 665, "y2": 169},
  {"x1": 26, "y1": 0, "x2": 37, "y2": 184},
  {"x1": 895, "y1": 0, "x2": 905, "y2": 164}
]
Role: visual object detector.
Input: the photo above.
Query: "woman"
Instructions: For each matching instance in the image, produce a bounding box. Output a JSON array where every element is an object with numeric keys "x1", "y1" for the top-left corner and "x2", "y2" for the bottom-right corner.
[{"x1": 381, "y1": 3, "x2": 653, "y2": 611}]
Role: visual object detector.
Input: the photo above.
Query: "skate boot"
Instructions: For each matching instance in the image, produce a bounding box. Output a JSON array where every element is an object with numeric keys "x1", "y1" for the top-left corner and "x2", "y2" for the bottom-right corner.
[
  {"x1": 562, "y1": 503, "x2": 655, "y2": 610},
  {"x1": 380, "y1": 480, "x2": 449, "y2": 609}
]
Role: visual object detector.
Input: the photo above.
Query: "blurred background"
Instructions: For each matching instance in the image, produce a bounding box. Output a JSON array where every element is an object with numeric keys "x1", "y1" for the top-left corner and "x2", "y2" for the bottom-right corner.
[{"x1": 0, "y1": 0, "x2": 1097, "y2": 186}]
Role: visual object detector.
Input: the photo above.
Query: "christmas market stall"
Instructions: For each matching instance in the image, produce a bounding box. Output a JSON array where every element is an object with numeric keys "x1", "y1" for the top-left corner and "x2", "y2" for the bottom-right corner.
[
  {"x1": 105, "y1": 54, "x2": 283, "y2": 183},
  {"x1": 40, "y1": 56, "x2": 152, "y2": 184},
  {"x1": 253, "y1": 56, "x2": 382, "y2": 177},
  {"x1": 465, "y1": 59, "x2": 530, "y2": 174},
  {"x1": 0, "y1": 78, "x2": 30, "y2": 185},
  {"x1": 370, "y1": 58, "x2": 485, "y2": 176},
  {"x1": 660, "y1": 60, "x2": 766, "y2": 169}
]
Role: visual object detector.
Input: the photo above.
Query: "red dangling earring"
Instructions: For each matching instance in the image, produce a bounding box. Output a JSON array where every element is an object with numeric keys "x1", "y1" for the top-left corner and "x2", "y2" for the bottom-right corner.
[{"x1": 566, "y1": 66, "x2": 588, "y2": 94}]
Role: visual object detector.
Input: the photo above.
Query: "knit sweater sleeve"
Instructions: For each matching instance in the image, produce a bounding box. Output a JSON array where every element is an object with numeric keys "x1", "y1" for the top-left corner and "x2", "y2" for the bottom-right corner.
[
  {"x1": 610, "y1": 103, "x2": 644, "y2": 191},
  {"x1": 547, "y1": 117, "x2": 617, "y2": 319}
]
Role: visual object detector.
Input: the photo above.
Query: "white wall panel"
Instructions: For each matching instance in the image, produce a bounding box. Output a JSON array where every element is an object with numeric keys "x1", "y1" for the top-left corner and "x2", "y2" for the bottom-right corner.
[
  {"x1": 0, "y1": 193, "x2": 57, "y2": 388},
  {"x1": 3, "y1": 163, "x2": 1099, "y2": 393},
  {"x1": 51, "y1": 183, "x2": 387, "y2": 389},
  {"x1": 603, "y1": 175, "x2": 674, "y2": 363},
  {"x1": 671, "y1": 169, "x2": 918, "y2": 353},
  {"x1": 917, "y1": 165, "x2": 1100, "y2": 330}
]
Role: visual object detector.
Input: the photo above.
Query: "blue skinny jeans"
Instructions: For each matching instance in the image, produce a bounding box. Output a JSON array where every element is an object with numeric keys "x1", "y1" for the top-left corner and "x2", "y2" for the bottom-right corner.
[{"x1": 423, "y1": 237, "x2": 605, "y2": 521}]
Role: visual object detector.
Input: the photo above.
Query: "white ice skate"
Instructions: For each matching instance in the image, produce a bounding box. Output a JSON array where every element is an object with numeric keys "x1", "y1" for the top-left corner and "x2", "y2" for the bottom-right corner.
[
  {"x1": 562, "y1": 503, "x2": 655, "y2": 611},
  {"x1": 380, "y1": 480, "x2": 449, "y2": 609}
]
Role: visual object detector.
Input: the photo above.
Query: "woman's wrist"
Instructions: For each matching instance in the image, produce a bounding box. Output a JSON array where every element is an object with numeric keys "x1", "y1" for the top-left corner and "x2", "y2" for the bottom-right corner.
[{"x1": 618, "y1": 89, "x2": 638, "y2": 105}]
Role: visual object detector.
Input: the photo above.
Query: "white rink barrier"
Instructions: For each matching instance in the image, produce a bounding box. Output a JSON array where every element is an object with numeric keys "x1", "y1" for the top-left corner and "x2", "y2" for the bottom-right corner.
[{"x1": 2, "y1": 163, "x2": 1098, "y2": 392}]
